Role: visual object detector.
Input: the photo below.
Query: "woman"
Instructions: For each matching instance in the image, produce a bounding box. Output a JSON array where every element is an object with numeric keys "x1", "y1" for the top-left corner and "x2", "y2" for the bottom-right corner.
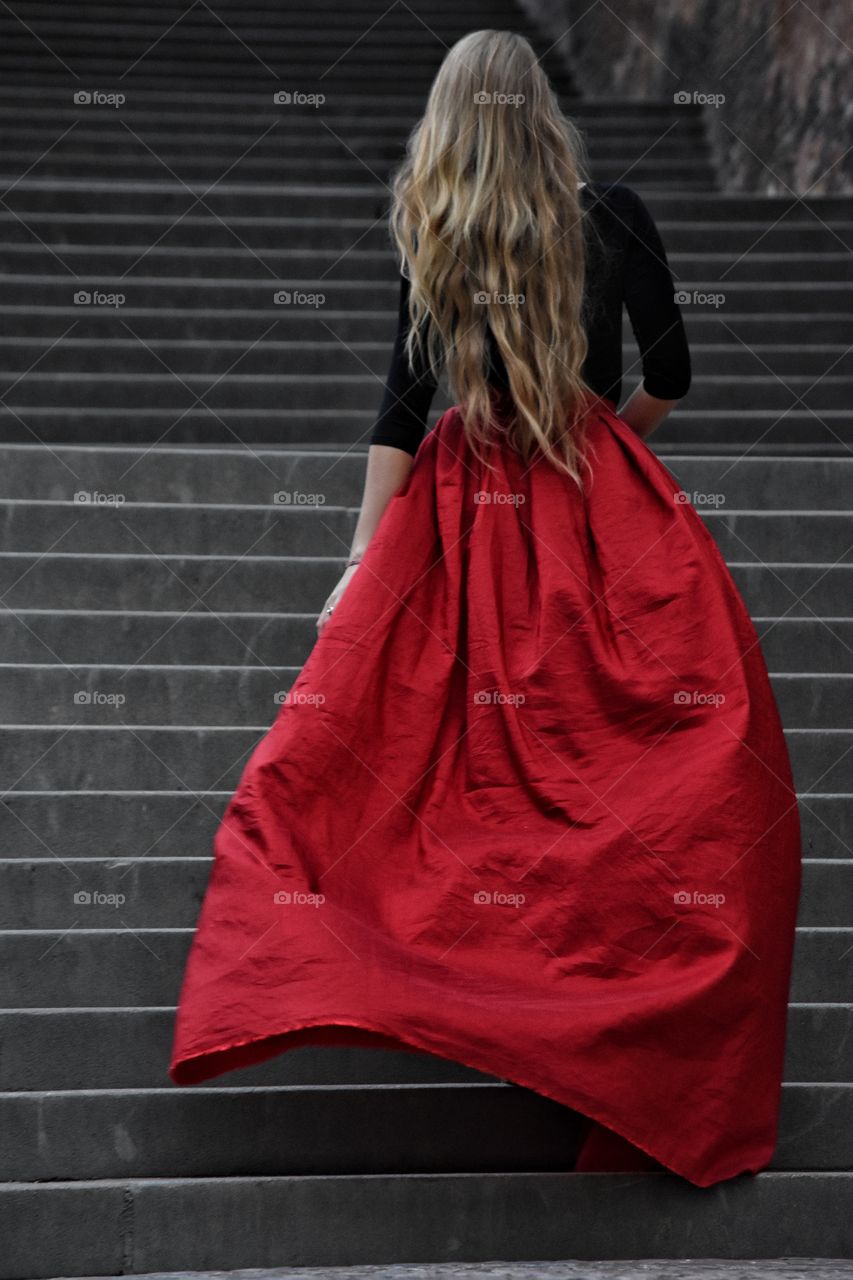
[{"x1": 170, "y1": 30, "x2": 802, "y2": 1188}]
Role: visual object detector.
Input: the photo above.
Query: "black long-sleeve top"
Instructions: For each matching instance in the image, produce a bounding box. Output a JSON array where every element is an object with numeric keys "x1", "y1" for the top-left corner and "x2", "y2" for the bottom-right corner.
[{"x1": 369, "y1": 182, "x2": 691, "y2": 455}]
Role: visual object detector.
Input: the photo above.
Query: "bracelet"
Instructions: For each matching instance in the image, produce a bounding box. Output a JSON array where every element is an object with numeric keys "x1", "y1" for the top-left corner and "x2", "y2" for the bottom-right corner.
[{"x1": 345, "y1": 556, "x2": 362, "y2": 568}]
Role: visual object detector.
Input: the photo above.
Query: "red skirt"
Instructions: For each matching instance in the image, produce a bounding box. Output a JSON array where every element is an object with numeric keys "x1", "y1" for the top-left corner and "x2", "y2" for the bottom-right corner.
[{"x1": 170, "y1": 398, "x2": 802, "y2": 1188}]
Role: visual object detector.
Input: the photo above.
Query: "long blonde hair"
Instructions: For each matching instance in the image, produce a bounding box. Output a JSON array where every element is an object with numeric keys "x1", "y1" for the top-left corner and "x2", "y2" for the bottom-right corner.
[{"x1": 390, "y1": 29, "x2": 597, "y2": 484}]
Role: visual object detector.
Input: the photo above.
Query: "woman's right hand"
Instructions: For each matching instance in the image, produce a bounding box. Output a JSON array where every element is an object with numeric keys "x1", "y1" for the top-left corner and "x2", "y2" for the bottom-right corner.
[{"x1": 316, "y1": 563, "x2": 361, "y2": 634}]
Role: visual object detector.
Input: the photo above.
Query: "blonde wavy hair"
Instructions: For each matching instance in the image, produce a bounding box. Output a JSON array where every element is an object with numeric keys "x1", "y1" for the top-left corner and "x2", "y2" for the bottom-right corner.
[{"x1": 390, "y1": 29, "x2": 598, "y2": 485}]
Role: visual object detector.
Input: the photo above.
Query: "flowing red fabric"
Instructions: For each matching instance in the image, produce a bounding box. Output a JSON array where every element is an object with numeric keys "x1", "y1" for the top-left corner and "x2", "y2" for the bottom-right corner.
[{"x1": 170, "y1": 398, "x2": 802, "y2": 1188}]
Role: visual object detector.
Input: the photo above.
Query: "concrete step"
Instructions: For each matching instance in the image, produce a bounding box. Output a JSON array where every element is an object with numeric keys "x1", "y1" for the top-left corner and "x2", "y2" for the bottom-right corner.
[
  {"x1": 0, "y1": 305, "x2": 840, "y2": 346},
  {"x1": 4, "y1": 129, "x2": 704, "y2": 159},
  {"x1": 2, "y1": 274, "x2": 849, "y2": 313},
  {"x1": 647, "y1": 413, "x2": 853, "y2": 449},
  {"x1": 0, "y1": 9, "x2": 549, "y2": 41},
  {"x1": 1, "y1": 609, "x2": 850, "y2": 670},
  {"x1": 3, "y1": 1171, "x2": 852, "y2": 1279},
  {"x1": 0, "y1": 497, "x2": 357, "y2": 554},
  {"x1": 0, "y1": 500, "x2": 849, "y2": 559},
  {"x1": 0, "y1": 0, "x2": 527, "y2": 18},
  {"x1": 2, "y1": 1002, "x2": 848, "y2": 1090},
  {"x1": 0, "y1": 665, "x2": 849, "y2": 729},
  {"x1": 0, "y1": 339, "x2": 850, "y2": 380},
  {"x1": 0, "y1": 926, "x2": 843, "y2": 1008},
  {"x1": 0, "y1": 725, "x2": 844, "y2": 791},
  {"x1": 705, "y1": 512, "x2": 853, "y2": 562},
  {"x1": 0, "y1": 414, "x2": 845, "y2": 450},
  {"x1": 0, "y1": 76, "x2": 475, "y2": 100},
  {"x1": 3, "y1": 0, "x2": 527, "y2": 16},
  {"x1": 2, "y1": 179, "x2": 849, "y2": 219},
  {"x1": 0, "y1": 54, "x2": 454, "y2": 82},
  {"x1": 0, "y1": 30, "x2": 485, "y2": 60},
  {"x1": 0, "y1": 446, "x2": 848, "y2": 508},
  {"x1": 0, "y1": 95, "x2": 694, "y2": 125},
  {"x1": 0, "y1": 789, "x2": 845, "y2": 861},
  {"x1": 1, "y1": 372, "x2": 849, "y2": 414},
  {"x1": 3, "y1": 216, "x2": 833, "y2": 255},
  {"x1": 0, "y1": 25, "x2": 481, "y2": 51},
  {"x1": 0, "y1": 53, "x2": 543, "y2": 86},
  {"x1": 21, "y1": 246, "x2": 832, "y2": 284},
  {"x1": 0, "y1": 406, "x2": 847, "y2": 445},
  {"x1": 1, "y1": 1081, "x2": 589, "y2": 1181},
  {"x1": 0, "y1": 156, "x2": 715, "y2": 185},
  {"x1": 0, "y1": 1006, "x2": 488, "y2": 1090},
  {"x1": 0, "y1": 1081, "x2": 849, "y2": 1182},
  {"x1": 0, "y1": 853, "x2": 843, "y2": 931},
  {"x1": 0, "y1": 555, "x2": 848, "y2": 617}
]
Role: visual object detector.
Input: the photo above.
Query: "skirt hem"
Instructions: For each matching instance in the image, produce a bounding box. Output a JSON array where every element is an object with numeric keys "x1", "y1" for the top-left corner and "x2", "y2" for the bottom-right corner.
[{"x1": 169, "y1": 1012, "x2": 763, "y2": 1189}]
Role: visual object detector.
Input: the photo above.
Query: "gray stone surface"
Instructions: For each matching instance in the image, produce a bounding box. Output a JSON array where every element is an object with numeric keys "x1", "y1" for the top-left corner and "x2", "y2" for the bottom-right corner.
[
  {"x1": 46, "y1": 1259, "x2": 853, "y2": 1279},
  {"x1": 2, "y1": 2, "x2": 851, "y2": 1278},
  {"x1": 520, "y1": 0, "x2": 852, "y2": 195}
]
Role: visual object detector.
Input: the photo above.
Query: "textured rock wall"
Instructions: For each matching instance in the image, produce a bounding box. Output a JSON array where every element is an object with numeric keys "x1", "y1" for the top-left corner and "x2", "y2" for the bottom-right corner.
[{"x1": 519, "y1": 0, "x2": 852, "y2": 194}]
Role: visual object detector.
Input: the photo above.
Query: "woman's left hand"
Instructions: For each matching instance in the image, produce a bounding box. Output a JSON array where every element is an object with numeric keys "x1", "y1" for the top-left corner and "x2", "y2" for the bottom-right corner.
[{"x1": 316, "y1": 563, "x2": 361, "y2": 634}]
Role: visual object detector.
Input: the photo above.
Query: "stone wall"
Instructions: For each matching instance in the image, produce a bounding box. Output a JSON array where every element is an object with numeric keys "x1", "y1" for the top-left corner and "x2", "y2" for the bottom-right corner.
[{"x1": 519, "y1": 0, "x2": 852, "y2": 194}]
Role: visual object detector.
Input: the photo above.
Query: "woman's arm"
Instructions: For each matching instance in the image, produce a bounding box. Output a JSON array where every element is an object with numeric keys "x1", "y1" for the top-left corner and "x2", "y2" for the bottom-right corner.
[
  {"x1": 316, "y1": 271, "x2": 436, "y2": 633},
  {"x1": 317, "y1": 445, "x2": 414, "y2": 632},
  {"x1": 617, "y1": 383, "x2": 680, "y2": 440},
  {"x1": 620, "y1": 188, "x2": 691, "y2": 439},
  {"x1": 349, "y1": 444, "x2": 415, "y2": 558}
]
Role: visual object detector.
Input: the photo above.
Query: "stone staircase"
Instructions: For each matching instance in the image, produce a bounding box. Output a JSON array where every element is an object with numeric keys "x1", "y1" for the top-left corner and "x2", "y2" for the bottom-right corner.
[{"x1": 0, "y1": 1, "x2": 851, "y2": 1276}]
